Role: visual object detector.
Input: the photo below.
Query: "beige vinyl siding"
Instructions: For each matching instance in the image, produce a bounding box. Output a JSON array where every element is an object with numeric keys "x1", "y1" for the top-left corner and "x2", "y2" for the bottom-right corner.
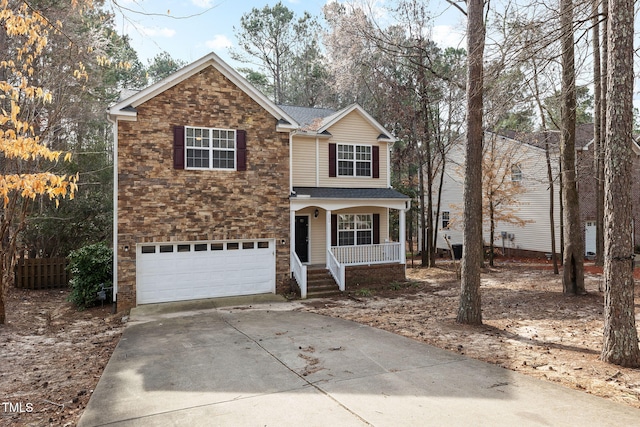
[
  {"x1": 291, "y1": 137, "x2": 317, "y2": 187},
  {"x1": 319, "y1": 111, "x2": 389, "y2": 188},
  {"x1": 302, "y1": 207, "x2": 390, "y2": 265},
  {"x1": 308, "y1": 208, "x2": 326, "y2": 265}
]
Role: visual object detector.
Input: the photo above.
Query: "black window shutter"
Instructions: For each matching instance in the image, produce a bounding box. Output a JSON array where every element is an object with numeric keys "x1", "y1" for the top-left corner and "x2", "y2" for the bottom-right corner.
[
  {"x1": 372, "y1": 146, "x2": 380, "y2": 178},
  {"x1": 173, "y1": 126, "x2": 185, "y2": 170},
  {"x1": 331, "y1": 214, "x2": 337, "y2": 246},
  {"x1": 329, "y1": 143, "x2": 336, "y2": 177},
  {"x1": 373, "y1": 213, "x2": 380, "y2": 244},
  {"x1": 236, "y1": 130, "x2": 247, "y2": 171}
]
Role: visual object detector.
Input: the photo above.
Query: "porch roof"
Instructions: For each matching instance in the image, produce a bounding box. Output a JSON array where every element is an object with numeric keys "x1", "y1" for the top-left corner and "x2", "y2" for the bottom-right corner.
[
  {"x1": 293, "y1": 187, "x2": 409, "y2": 200},
  {"x1": 291, "y1": 187, "x2": 410, "y2": 211}
]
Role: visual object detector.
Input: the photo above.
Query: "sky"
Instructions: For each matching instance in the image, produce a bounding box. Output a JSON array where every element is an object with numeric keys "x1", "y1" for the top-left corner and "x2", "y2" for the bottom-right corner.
[{"x1": 108, "y1": 0, "x2": 466, "y2": 70}]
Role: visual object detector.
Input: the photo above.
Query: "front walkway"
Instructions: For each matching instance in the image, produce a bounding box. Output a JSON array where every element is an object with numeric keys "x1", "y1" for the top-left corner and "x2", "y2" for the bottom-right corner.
[{"x1": 80, "y1": 302, "x2": 640, "y2": 426}]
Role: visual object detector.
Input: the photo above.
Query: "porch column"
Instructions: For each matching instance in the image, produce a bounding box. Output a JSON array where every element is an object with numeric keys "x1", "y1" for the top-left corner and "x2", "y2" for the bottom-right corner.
[
  {"x1": 290, "y1": 209, "x2": 295, "y2": 272},
  {"x1": 326, "y1": 209, "x2": 332, "y2": 266},
  {"x1": 399, "y1": 209, "x2": 406, "y2": 264}
]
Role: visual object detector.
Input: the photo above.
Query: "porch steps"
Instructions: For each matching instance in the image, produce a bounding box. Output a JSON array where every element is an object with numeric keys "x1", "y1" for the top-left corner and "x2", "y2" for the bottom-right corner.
[{"x1": 306, "y1": 268, "x2": 342, "y2": 298}]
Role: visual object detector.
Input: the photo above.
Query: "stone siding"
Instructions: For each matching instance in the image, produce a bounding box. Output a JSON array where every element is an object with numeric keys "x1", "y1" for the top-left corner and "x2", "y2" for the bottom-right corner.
[{"x1": 116, "y1": 66, "x2": 290, "y2": 312}]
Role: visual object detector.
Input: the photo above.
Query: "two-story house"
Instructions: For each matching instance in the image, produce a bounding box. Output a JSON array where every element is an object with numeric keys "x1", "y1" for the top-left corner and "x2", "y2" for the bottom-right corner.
[
  {"x1": 426, "y1": 122, "x2": 640, "y2": 261},
  {"x1": 107, "y1": 52, "x2": 409, "y2": 311},
  {"x1": 435, "y1": 130, "x2": 561, "y2": 257}
]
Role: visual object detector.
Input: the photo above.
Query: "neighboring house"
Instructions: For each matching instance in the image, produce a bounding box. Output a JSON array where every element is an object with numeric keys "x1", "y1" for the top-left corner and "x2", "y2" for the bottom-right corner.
[
  {"x1": 435, "y1": 130, "x2": 562, "y2": 257},
  {"x1": 436, "y1": 123, "x2": 640, "y2": 259},
  {"x1": 107, "y1": 52, "x2": 410, "y2": 311},
  {"x1": 575, "y1": 125, "x2": 640, "y2": 255}
]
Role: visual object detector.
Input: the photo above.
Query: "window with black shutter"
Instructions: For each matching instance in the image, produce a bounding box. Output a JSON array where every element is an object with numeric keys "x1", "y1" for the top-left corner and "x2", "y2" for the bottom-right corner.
[{"x1": 175, "y1": 126, "x2": 243, "y2": 171}]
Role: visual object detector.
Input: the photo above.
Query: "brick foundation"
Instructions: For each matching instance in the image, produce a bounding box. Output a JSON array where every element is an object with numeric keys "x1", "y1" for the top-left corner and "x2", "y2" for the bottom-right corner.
[{"x1": 345, "y1": 263, "x2": 406, "y2": 289}]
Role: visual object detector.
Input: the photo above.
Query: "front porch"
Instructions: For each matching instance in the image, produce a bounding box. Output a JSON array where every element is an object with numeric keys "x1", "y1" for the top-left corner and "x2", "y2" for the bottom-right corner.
[{"x1": 290, "y1": 187, "x2": 410, "y2": 298}]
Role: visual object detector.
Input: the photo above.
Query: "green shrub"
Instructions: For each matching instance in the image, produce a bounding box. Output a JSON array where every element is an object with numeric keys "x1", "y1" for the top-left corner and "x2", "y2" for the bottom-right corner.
[
  {"x1": 67, "y1": 242, "x2": 113, "y2": 310},
  {"x1": 355, "y1": 288, "x2": 373, "y2": 297}
]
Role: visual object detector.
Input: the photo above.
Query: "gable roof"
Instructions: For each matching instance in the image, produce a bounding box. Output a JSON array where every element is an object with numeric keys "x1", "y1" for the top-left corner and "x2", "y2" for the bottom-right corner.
[
  {"x1": 278, "y1": 105, "x2": 336, "y2": 129},
  {"x1": 280, "y1": 103, "x2": 395, "y2": 142},
  {"x1": 319, "y1": 104, "x2": 395, "y2": 142},
  {"x1": 108, "y1": 51, "x2": 298, "y2": 130},
  {"x1": 496, "y1": 123, "x2": 594, "y2": 151}
]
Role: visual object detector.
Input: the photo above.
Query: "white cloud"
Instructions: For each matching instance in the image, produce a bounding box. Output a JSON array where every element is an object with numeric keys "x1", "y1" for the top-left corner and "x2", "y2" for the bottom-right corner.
[
  {"x1": 205, "y1": 34, "x2": 233, "y2": 50},
  {"x1": 431, "y1": 25, "x2": 465, "y2": 49},
  {"x1": 138, "y1": 26, "x2": 176, "y2": 38},
  {"x1": 192, "y1": 0, "x2": 214, "y2": 7}
]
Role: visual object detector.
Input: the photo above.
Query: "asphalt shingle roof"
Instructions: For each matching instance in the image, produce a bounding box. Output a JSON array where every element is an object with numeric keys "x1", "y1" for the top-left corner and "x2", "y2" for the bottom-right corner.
[
  {"x1": 278, "y1": 105, "x2": 336, "y2": 128},
  {"x1": 497, "y1": 123, "x2": 594, "y2": 150},
  {"x1": 292, "y1": 187, "x2": 409, "y2": 200}
]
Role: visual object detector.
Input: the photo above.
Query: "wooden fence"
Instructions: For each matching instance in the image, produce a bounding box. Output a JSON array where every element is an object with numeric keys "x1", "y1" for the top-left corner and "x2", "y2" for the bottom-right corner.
[{"x1": 14, "y1": 257, "x2": 70, "y2": 290}]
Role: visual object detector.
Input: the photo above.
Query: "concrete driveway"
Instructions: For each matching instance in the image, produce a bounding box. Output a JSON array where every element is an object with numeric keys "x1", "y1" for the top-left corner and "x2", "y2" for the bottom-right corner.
[{"x1": 79, "y1": 297, "x2": 640, "y2": 426}]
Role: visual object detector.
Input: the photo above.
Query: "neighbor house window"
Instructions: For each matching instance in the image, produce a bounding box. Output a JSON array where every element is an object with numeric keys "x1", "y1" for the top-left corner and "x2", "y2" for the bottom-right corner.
[
  {"x1": 338, "y1": 214, "x2": 372, "y2": 246},
  {"x1": 511, "y1": 164, "x2": 522, "y2": 182},
  {"x1": 337, "y1": 144, "x2": 371, "y2": 177},
  {"x1": 442, "y1": 211, "x2": 450, "y2": 229},
  {"x1": 185, "y1": 126, "x2": 236, "y2": 170}
]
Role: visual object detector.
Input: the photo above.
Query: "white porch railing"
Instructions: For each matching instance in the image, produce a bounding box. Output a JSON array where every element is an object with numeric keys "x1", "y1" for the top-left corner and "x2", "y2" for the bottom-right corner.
[
  {"x1": 292, "y1": 252, "x2": 308, "y2": 298},
  {"x1": 327, "y1": 250, "x2": 345, "y2": 291},
  {"x1": 331, "y1": 242, "x2": 402, "y2": 266}
]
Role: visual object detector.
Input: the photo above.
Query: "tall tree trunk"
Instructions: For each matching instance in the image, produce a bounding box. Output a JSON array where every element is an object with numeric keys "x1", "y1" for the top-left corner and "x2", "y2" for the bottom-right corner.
[
  {"x1": 426, "y1": 150, "x2": 435, "y2": 268},
  {"x1": 544, "y1": 131, "x2": 559, "y2": 274},
  {"x1": 593, "y1": 0, "x2": 605, "y2": 267},
  {"x1": 601, "y1": 0, "x2": 640, "y2": 367},
  {"x1": 560, "y1": 0, "x2": 585, "y2": 294},
  {"x1": 530, "y1": 61, "x2": 559, "y2": 274},
  {"x1": 457, "y1": 0, "x2": 485, "y2": 325},
  {"x1": 433, "y1": 141, "x2": 447, "y2": 252},
  {"x1": 598, "y1": 0, "x2": 609, "y2": 267},
  {"x1": 419, "y1": 162, "x2": 427, "y2": 267}
]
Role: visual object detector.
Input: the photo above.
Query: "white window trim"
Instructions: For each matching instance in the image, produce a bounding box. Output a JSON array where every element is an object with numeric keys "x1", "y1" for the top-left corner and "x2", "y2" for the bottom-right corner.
[
  {"x1": 185, "y1": 126, "x2": 236, "y2": 171},
  {"x1": 511, "y1": 164, "x2": 522, "y2": 182},
  {"x1": 337, "y1": 213, "x2": 373, "y2": 246},
  {"x1": 337, "y1": 143, "x2": 372, "y2": 178},
  {"x1": 442, "y1": 211, "x2": 450, "y2": 229}
]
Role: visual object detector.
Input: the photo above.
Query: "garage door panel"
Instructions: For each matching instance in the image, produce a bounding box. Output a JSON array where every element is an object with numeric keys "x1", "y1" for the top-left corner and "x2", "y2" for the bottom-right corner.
[{"x1": 136, "y1": 240, "x2": 276, "y2": 304}]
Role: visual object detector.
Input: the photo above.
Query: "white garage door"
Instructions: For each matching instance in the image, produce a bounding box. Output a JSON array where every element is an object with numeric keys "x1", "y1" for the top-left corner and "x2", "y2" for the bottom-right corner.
[{"x1": 136, "y1": 240, "x2": 276, "y2": 304}]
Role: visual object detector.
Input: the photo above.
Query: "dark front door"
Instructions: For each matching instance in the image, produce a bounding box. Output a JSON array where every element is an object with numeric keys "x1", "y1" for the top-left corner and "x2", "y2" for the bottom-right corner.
[{"x1": 295, "y1": 216, "x2": 309, "y2": 263}]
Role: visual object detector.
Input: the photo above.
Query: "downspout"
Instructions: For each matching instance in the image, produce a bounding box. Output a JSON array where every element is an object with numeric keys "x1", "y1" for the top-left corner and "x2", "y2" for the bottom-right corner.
[
  {"x1": 106, "y1": 112, "x2": 118, "y2": 305},
  {"x1": 289, "y1": 132, "x2": 294, "y2": 194},
  {"x1": 316, "y1": 137, "x2": 320, "y2": 187},
  {"x1": 387, "y1": 143, "x2": 392, "y2": 188}
]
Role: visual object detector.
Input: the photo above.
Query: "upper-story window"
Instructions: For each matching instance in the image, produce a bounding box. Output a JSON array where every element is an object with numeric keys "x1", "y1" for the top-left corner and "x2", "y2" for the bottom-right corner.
[
  {"x1": 185, "y1": 126, "x2": 236, "y2": 170},
  {"x1": 511, "y1": 164, "x2": 522, "y2": 182},
  {"x1": 442, "y1": 211, "x2": 450, "y2": 229},
  {"x1": 338, "y1": 144, "x2": 371, "y2": 177}
]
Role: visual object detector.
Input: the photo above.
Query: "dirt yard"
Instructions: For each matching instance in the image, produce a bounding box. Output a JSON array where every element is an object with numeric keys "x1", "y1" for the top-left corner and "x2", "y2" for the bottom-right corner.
[
  {"x1": 0, "y1": 288, "x2": 125, "y2": 426},
  {"x1": 2, "y1": 260, "x2": 640, "y2": 426},
  {"x1": 299, "y1": 260, "x2": 640, "y2": 410}
]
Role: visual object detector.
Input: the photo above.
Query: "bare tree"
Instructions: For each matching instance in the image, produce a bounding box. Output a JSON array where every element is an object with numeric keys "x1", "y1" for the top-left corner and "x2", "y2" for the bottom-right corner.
[
  {"x1": 600, "y1": 0, "x2": 639, "y2": 367},
  {"x1": 482, "y1": 134, "x2": 533, "y2": 266},
  {"x1": 529, "y1": 60, "x2": 560, "y2": 274}
]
